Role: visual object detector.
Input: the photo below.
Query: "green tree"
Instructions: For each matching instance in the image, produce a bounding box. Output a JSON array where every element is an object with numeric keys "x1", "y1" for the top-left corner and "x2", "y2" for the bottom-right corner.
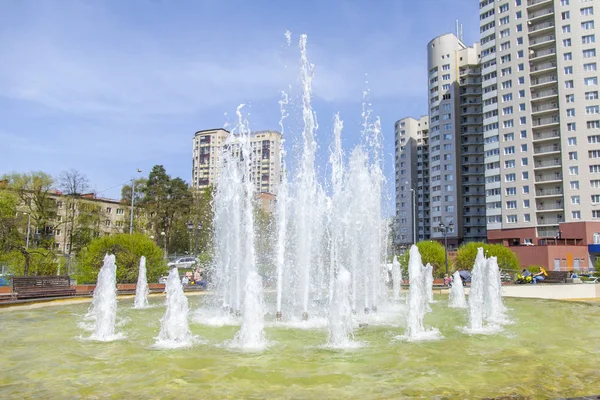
[
  {"x1": 76, "y1": 233, "x2": 166, "y2": 284},
  {"x1": 398, "y1": 241, "x2": 446, "y2": 277},
  {"x1": 454, "y1": 242, "x2": 520, "y2": 271},
  {"x1": 2, "y1": 171, "x2": 58, "y2": 249},
  {"x1": 58, "y1": 169, "x2": 93, "y2": 255},
  {"x1": 0, "y1": 172, "x2": 59, "y2": 275},
  {"x1": 139, "y1": 166, "x2": 193, "y2": 254}
]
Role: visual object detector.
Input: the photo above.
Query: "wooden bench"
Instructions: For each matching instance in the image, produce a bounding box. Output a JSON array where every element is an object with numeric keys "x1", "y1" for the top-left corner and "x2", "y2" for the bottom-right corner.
[
  {"x1": 12, "y1": 276, "x2": 76, "y2": 299},
  {"x1": 543, "y1": 271, "x2": 569, "y2": 284}
]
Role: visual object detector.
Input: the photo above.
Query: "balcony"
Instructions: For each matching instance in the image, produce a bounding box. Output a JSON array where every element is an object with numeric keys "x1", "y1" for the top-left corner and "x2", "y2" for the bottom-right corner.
[
  {"x1": 536, "y1": 188, "x2": 563, "y2": 197},
  {"x1": 459, "y1": 69, "x2": 479, "y2": 76},
  {"x1": 461, "y1": 98, "x2": 482, "y2": 106},
  {"x1": 527, "y1": 0, "x2": 553, "y2": 8},
  {"x1": 531, "y1": 88, "x2": 559, "y2": 101},
  {"x1": 461, "y1": 118, "x2": 482, "y2": 126},
  {"x1": 534, "y1": 144, "x2": 560, "y2": 155},
  {"x1": 460, "y1": 88, "x2": 482, "y2": 96},
  {"x1": 530, "y1": 47, "x2": 556, "y2": 61},
  {"x1": 528, "y1": 21, "x2": 555, "y2": 34},
  {"x1": 535, "y1": 158, "x2": 561, "y2": 169},
  {"x1": 530, "y1": 61, "x2": 557, "y2": 74},
  {"x1": 527, "y1": 7, "x2": 554, "y2": 23},
  {"x1": 537, "y1": 227, "x2": 559, "y2": 238},
  {"x1": 532, "y1": 129, "x2": 560, "y2": 142},
  {"x1": 531, "y1": 102, "x2": 559, "y2": 116},
  {"x1": 529, "y1": 34, "x2": 556, "y2": 48},
  {"x1": 537, "y1": 217, "x2": 563, "y2": 225},
  {"x1": 531, "y1": 75, "x2": 557, "y2": 88},
  {"x1": 460, "y1": 78, "x2": 481, "y2": 86},
  {"x1": 536, "y1": 202, "x2": 563, "y2": 211},
  {"x1": 535, "y1": 172, "x2": 562, "y2": 183},
  {"x1": 532, "y1": 116, "x2": 560, "y2": 128}
]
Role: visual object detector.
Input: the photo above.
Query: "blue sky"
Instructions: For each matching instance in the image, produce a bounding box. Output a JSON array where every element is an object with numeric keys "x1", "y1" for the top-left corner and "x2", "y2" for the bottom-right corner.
[{"x1": 0, "y1": 0, "x2": 478, "y2": 208}]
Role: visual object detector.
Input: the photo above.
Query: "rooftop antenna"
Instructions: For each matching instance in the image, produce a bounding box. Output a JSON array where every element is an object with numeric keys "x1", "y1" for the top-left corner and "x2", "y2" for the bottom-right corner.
[
  {"x1": 460, "y1": 24, "x2": 463, "y2": 42},
  {"x1": 456, "y1": 20, "x2": 459, "y2": 38}
]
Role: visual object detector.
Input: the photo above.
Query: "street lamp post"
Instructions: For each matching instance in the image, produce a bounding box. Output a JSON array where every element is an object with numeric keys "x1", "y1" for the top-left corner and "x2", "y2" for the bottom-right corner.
[
  {"x1": 130, "y1": 169, "x2": 142, "y2": 234},
  {"x1": 410, "y1": 188, "x2": 417, "y2": 244},
  {"x1": 438, "y1": 221, "x2": 454, "y2": 276}
]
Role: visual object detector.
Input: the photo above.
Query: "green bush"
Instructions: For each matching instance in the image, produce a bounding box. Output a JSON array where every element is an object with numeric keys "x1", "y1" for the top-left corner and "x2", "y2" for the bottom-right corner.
[
  {"x1": 75, "y1": 233, "x2": 166, "y2": 284},
  {"x1": 454, "y1": 242, "x2": 520, "y2": 272},
  {"x1": 398, "y1": 241, "x2": 446, "y2": 278}
]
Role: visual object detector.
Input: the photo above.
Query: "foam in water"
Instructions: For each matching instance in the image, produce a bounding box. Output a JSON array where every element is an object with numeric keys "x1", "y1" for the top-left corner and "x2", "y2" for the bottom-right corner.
[
  {"x1": 397, "y1": 245, "x2": 441, "y2": 342},
  {"x1": 326, "y1": 266, "x2": 358, "y2": 349},
  {"x1": 86, "y1": 254, "x2": 122, "y2": 341},
  {"x1": 155, "y1": 268, "x2": 194, "y2": 348},
  {"x1": 463, "y1": 248, "x2": 508, "y2": 334},
  {"x1": 133, "y1": 256, "x2": 149, "y2": 309},
  {"x1": 424, "y1": 263, "x2": 434, "y2": 303},
  {"x1": 230, "y1": 270, "x2": 267, "y2": 351},
  {"x1": 484, "y1": 257, "x2": 509, "y2": 325},
  {"x1": 448, "y1": 270, "x2": 468, "y2": 309},
  {"x1": 392, "y1": 255, "x2": 402, "y2": 301}
]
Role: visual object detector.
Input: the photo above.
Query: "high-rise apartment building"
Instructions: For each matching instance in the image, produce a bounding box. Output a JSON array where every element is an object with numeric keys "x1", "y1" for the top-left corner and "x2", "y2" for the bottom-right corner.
[
  {"x1": 395, "y1": 116, "x2": 430, "y2": 246},
  {"x1": 394, "y1": 33, "x2": 486, "y2": 249},
  {"x1": 428, "y1": 34, "x2": 487, "y2": 245},
  {"x1": 479, "y1": 0, "x2": 600, "y2": 251},
  {"x1": 192, "y1": 129, "x2": 282, "y2": 195},
  {"x1": 396, "y1": 0, "x2": 600, "y2": 269}
]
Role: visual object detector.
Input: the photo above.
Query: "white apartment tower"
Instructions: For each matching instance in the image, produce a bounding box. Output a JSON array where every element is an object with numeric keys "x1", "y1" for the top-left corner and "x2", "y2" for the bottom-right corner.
[
  {"x1": 395, "y1": 116, "x2": 430, "y2": 246},
  {"x1": 479, "y1": 0, "x2": 600, "y2": 242},
  {"x1": 192, "y1": 129, "x2": 282, "y2": 195}
]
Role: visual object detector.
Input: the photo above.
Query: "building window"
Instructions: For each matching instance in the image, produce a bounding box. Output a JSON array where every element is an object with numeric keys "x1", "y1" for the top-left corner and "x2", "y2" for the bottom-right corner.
[
  {"x1": 116, "y1": 208, "x2": 124, "y2": 215},
  {"x1": 570, "y1": 166, "x2": 579, "y2": 175},
  {"x1": 106, "y1": 207, "x2": 112, "y2": 214},
  {"x1": 507, "y1": 215, "x2": 517, "y2": 223},
  {"x1": 572, "y1": 211, "x2": 581, "y2": 220},
  {"x1": 571, "y1": 196, "x2": 580, "y2": 205},
  {"x1": 582, "y1": 21, "x2": 595, "y2": 30}
]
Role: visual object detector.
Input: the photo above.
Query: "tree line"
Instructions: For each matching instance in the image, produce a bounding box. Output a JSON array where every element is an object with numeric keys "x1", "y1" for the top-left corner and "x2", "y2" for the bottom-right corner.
[{"x1": 0, "y1": 165, "x2": 213, "y2": 278}]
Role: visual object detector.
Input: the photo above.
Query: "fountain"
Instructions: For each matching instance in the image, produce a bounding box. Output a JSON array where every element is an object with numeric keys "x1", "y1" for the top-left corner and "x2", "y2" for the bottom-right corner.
[
  {"x1": 424, "y1": 263, "x2": 434, "y2": 303},
  {"x1": 2, "y1": 32, "x2": 599, "y2": 400},
  {"x1": 391, "y1": 255, "x2": 402, "y2": 301},
  {"x1": 86, "y1": 254, "x2": 120, "y2": 341},
  {"x1": 231, "y1": 270, "x2": 267, "y2": 350},
  {"x1": 155, "y1": 267, "x2": 194, "y2": 348},
  {"x1": 448, "y1": 270, "x2": 467, "y2": 309},
  {"x1": 275, "y1": 90, "x2": 289, "y2": 321},
  {"x1": 464, "y1": 248, "x2": 508, "y2": 333},
  {"x1": 484, "y1": 256, "x2": 508, "y2": 325},
  {"x1": 133, "y1": 256, "x2": 149, "y2": 309},
  {"x1": 466, "y1": 248, "x2": 487, "y2": 332},
  {"x1": 326, "y1": 266, "x2": 356, "y2": 348},
  {"x1": 399, "y1": 245, "x2": 441, "y2": 341}
]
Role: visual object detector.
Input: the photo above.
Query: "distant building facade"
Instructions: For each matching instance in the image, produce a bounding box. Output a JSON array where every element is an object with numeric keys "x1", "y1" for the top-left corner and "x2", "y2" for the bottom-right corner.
[{"x1": 192, "y1": 129, "x2": 282, "y2": 195}]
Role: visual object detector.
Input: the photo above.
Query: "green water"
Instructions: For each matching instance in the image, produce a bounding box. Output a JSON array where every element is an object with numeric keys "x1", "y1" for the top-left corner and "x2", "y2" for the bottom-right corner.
[{"x1": 1, "y1": 296, "x2": 599, "y2": 399}]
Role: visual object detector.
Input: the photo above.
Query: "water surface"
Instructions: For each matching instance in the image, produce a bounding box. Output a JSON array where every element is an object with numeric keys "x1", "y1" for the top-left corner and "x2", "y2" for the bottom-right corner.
[{"x1": 1, "y1": 296, "x2": 599, "y2": 399}]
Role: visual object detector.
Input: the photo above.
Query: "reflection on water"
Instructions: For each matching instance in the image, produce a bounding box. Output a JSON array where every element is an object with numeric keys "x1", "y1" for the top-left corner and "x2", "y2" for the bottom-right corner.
[{"x1": 1, "y1": 296, "x2": 599, "y2": 398}]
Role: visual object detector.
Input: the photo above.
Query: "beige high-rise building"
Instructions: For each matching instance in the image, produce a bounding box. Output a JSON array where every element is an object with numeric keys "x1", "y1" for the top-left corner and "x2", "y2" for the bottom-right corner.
[
  {"x1": 479, "y1": 0, "x2": 600, "y2": 270},
  {"x1": 480, "y1": 0, "x2": 599, "y2": 239},
  {"x1": 192, "y1": 129, "x2": 282, "y2": 195}
]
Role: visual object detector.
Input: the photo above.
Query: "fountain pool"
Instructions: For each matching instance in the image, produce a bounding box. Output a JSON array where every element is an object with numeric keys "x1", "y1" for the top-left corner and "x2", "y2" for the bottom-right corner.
[{"x1": 1, "y1": 296, "x2": 599, "y2": 398}]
